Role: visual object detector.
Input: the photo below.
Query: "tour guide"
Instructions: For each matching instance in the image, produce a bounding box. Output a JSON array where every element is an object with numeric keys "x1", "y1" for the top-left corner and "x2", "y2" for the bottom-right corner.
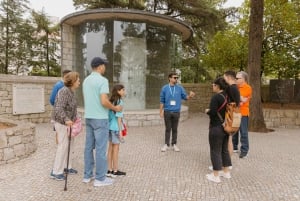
[{"x1": 159, "y1": 72, "x2": 195, "y2": 152}]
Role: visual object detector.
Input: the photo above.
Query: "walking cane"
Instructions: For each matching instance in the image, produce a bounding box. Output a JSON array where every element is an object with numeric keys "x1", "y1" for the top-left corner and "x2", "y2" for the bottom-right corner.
[{"x1": 64, "y1": 126, "x2": 72, "y2": 191}]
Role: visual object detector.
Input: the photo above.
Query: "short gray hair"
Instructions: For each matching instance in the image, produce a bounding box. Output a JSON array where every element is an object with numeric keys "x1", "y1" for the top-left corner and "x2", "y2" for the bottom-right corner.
[{"x1": 237, "y1": 71, "x2": 249, "y2": 83}]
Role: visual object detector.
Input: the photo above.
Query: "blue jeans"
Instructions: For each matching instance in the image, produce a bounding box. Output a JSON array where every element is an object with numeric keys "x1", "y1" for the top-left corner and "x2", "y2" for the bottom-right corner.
[
  {"x1": 84, "y1": 119, "x2": 109, "y2": 181},
  {"x1": 232, "y1": 116, "x2": 249, "y2": 154}
]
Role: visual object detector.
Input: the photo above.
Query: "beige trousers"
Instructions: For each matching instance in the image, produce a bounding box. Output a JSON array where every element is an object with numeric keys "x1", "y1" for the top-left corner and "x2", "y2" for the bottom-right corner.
[{"x1": 52, "y1": 122, "x2": 74, "y2": 175}]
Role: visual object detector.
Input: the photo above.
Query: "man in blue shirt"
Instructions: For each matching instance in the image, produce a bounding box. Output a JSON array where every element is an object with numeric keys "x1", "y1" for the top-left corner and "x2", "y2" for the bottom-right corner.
[
  {"x1": 82, "y1": 57, "x2": 121, "y2": 187},
  {"x1": 49, "y1": 70, "x2": 71, "y2": 106},
  {"x1": 160, "y1": 72, "x2": 195, "y2": 152}
]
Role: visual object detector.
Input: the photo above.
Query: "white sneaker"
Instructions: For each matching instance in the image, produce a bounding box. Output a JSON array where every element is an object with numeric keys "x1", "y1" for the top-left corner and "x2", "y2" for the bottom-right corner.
[
  {"x1": 82, "y1": 176, "x2": 94, "y2": 183},
  {"x1": 208, "y1": 166, "x2": 232, "y2": 171},
  {"x1": 93, "y1": 177, "x2": 113, "y2": 187},
  {"x1": 161, "y1": 144, "x2": 168, "y2": 152},
  {"x1": 173, "y1": 144, "x2": 180, "y2": 152},
  {"x1": 206, "y1": 173, "x2": 221, "y2": 183},
  {"x1": 219, "y1": 171, "x2": 231, "y2": 179},
  {"x1": 233, "y1": 149, "x2": 239, "y2": 153}
]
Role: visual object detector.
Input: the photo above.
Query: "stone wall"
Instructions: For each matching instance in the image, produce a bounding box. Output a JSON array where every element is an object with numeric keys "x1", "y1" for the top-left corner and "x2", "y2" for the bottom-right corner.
[
  {"x1": 61, "y1": 23, "x2": 76, "y2": 70},
  {"x1": 182, "y1": 83, "x2": 211, "y2": 113},
  {"x1": 263, "y1": 108, "x2": 300, "y2": 128},
  {"x1": 0, "y1": 118, "x2": 36, "y2": 164},
  {"x1": 182, "y1": 83, "x2": 300, "y2": 129},
  {"x1": 124, "y1": 106, "x2": 189, "y2": 127},
  {"x1": 0, "y1": 76, "x2": 299, "y2": 128},
  {"x1": 182, "y1": 83, "x2": 272, "y2": 111},
  {"x1": 0, "y1": 74, "x2": 59, "y2": 123}
]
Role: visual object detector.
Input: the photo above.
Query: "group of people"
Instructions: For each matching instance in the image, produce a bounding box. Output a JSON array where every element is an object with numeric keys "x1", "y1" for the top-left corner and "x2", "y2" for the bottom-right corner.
[
  {"x1": 49, "y1": 57, "x2": 126, "y2": 187},
  {"x1": 49, "y1": 56, "x2": 252, "y2": 186},
  {"x1": 156, "y1": 70, "x2": 252, "y2": 184},
  {"x1": 205, "y1": 70, "x2": 252, "y2": 183}
]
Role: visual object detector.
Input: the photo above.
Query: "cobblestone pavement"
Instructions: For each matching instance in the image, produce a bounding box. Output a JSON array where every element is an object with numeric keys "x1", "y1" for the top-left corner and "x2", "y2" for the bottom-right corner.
[{"x1": 0, "y1": 113, "x2": 299, "y2": 201}]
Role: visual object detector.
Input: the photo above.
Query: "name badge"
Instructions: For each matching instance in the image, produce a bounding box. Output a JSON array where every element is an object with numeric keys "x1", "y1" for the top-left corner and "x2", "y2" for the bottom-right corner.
[{"x1": 170, "y1": 100, "x2": 176, "y2": 106}]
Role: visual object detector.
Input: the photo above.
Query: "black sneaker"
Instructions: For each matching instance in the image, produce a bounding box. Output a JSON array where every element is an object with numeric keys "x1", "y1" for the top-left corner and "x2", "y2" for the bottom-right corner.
[
  {"x1": 106, "y1": 170, "x2": 115, "y2": 178},
  {"x1": 113, "y1": 170, "x2": 126, "y2": 176},
  {"x1": 239, "y1": 153, "x2": 248, "y2": 158},
  {"x1": 64, "y1": 168, "x2": 78, "y2": 175}
]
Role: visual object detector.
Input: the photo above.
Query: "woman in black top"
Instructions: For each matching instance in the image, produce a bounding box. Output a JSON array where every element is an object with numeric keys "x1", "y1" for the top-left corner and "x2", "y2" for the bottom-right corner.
[{"x1": 205, "y1": 77, "x2": 232, "y2": 183}]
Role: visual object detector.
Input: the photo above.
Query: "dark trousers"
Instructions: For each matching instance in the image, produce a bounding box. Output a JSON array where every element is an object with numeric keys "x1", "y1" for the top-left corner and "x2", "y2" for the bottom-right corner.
[
  {"x1": 209, "y1": 125, "x2": 232, "y2": 171},
  {"x1": 164, "y1": 111, "x2": 180, "y2": 146}
]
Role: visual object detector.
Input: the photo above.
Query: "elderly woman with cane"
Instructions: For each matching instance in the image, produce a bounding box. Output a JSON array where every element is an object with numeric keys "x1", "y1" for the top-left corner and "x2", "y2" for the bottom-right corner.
[{"x1": 50, "y1": 71, "x2": 80, "y2": 181}]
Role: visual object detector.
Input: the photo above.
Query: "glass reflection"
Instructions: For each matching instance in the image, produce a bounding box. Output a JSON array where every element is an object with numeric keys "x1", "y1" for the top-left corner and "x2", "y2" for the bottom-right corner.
[
  {"x1": 73, "y1": 19, "x2": 182, "y2": 110},
  {"x1": 113, "y1": 21, "x2": 147, "y2": 110}
]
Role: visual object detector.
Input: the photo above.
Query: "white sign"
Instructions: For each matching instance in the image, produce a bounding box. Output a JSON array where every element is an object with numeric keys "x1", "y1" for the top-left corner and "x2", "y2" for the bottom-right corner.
[{"x1": 13, "y1": 84, "x2": 45, "y2": 115}]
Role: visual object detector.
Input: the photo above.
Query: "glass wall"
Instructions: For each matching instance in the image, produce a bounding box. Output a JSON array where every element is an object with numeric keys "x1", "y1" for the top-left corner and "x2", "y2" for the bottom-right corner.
[
  {"x1": 113, "y1": 21, "x2": 147, "y2": 110},
  {"x1": 73, "y1": 19, "x2": 182, "y2": 110}
]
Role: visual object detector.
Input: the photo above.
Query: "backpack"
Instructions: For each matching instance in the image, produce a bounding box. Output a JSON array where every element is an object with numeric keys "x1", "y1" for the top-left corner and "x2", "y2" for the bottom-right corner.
[
  {"x1": 224, "y1": 102, "x2": 241, "y2": 135},
  {"x1": 218, "y1": 94, "x2": 241, "y2": 135}
]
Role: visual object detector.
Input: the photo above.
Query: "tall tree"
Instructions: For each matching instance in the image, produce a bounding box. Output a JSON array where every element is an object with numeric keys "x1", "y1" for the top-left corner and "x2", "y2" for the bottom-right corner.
[
  {"x1": 31, "y1": 10, "x2": 61, "y2": 76},
  {"x1": 202, "y1": 0, "x2": 300, "y2": 80},
  {"x1": 247, "y1": 0, "x2": 268, "y2": 132},
  {"x1": 0, "y1": 0, "x2": 29, "y2": 74},
  {"x1": 14, "y1": 18, "x2": 35, "y2": 75},
  {"x1": 262, "y1": 0, "x2": 300, "y2": 79},
  {"x1": 201, "y1": 29, "x2": 248, "y2": 75}
]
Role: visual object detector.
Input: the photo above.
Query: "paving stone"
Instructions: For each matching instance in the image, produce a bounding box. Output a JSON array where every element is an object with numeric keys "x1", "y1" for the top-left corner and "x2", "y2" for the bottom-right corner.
[{"x1": 0, "y1": 113, "x2": 299, "y2": 201}]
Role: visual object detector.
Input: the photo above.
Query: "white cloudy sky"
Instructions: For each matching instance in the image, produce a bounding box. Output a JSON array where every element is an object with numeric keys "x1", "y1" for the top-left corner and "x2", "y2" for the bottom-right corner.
[{"x1": 28, "y1": 0, "x2": 244, "y2": 19}]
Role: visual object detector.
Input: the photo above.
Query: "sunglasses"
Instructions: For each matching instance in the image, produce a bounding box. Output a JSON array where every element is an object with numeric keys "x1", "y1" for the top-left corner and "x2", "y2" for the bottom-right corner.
[{"x1": 172, "y1": 77, "x2": 179, "y2": 79}]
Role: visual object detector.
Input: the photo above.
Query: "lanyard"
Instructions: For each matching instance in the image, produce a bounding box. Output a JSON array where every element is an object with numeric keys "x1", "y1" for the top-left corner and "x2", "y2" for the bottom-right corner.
[{"x1": 169, "y1": 84, "x2": 176, "y2": 97}]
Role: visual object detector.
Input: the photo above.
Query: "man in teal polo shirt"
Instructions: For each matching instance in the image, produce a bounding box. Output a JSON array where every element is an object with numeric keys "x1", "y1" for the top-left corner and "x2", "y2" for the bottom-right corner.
[{"x1": 82, "y1": 57, "x2": 121, "y2": 187}]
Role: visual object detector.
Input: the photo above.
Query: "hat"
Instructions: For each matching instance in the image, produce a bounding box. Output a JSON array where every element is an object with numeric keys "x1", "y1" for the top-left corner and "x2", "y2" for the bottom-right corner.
[{"x1": 91, "y1": 57, "x2": 108, "y2": 68}]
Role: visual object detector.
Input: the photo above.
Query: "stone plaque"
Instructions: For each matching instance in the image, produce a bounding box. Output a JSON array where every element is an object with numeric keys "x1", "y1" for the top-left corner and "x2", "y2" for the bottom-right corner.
[{"x1": 13, "y1": 84, "x2": 45, "y2": 115}]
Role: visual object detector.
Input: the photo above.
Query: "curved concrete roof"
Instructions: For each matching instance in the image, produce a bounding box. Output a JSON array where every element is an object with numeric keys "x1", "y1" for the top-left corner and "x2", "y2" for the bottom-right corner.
[{"x1": 61, "y1": 9, "x2": 193, "y2": 41}]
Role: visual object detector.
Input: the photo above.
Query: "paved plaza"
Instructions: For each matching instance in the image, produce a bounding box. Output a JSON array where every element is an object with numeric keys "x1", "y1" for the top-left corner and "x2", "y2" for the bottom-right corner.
[{"x1": 0, "y1": 113, "x2": 299, "y2": 201}]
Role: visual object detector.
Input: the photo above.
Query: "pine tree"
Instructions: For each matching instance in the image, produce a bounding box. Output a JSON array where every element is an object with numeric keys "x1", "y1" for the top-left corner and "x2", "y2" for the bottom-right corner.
[
  {"x1": 31, "y1": 10, "x2": 61, "y2": 76},
  {"x1": 0, "y1": 0, "x2": 30, "y2": 74}
]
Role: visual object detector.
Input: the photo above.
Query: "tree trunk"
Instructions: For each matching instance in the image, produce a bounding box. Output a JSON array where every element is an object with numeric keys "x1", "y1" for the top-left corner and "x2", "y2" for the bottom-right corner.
[
  {"x1": 46, "y1": 32, "x2": 50, "y2": 76},
  {"x1": 5, "y1": 3, "x2": 9, "y2": 74},
  {"x1": 247, "y1": 0, "x2": 268, "y2": 132}
]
